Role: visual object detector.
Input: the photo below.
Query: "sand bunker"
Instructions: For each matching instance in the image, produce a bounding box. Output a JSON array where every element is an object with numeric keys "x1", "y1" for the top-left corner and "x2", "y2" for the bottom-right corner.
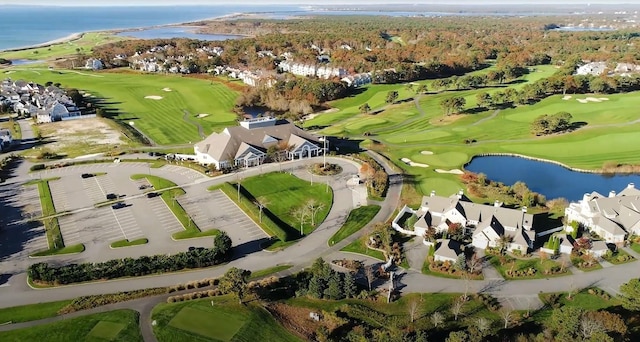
[
  {"x1": 145, "y1": 95, "x2": 163, "y2": 100},
  {"x1": 401, "y1": 158, "x2": 429, "y2": 168},
  {"x1": 420, "y1": 150, "x2": 434, "y2": 155},
  {"x1": 562, "y1": 95, "x2": 572, "y2": 100},
  {"x1": 435, "y1": 169, "x2": 464, "y2": 174},
  {"x1": 577, "y1": 97, "x2": 609, "y2": 104},
  {"x1": 162, "y1": 88, "x2": 172, "y2": 92},
  {"x1": 197, "y1": 113, "x2": 210, "y2": 118}
]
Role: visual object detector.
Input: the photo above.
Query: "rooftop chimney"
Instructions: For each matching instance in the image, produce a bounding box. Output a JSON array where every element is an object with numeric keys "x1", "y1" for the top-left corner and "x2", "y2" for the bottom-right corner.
[
  {"x1": 628, "y1": 183, "x2": 635, "y2": 189},
  {"x1": 430, "y1": 190, "x2": 436, "y2": 197},
  {"x1": 609, "y1": 191, "x2": 616, "y2": 198},
  {"x1": 522, "y1": 206, "x2": 528, "y2": 213}
]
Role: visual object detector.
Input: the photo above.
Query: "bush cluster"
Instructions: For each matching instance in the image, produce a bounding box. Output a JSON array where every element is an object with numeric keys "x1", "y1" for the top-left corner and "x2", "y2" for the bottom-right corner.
[
  {"x1": 506, "y1": 267, "x2": 537, "y2": 278},
  {"x1": 587, "y1": 288, "x2": 611, "y2": 301},
  {"x1": 58, "y1": 288, "x2": 168, "y2": 314},
  {"x1": 29, "y1": 234, "x2": 232, "y2": 285},
  {"x1": 30, "y1": 164, "x2": 45, "y2": 171},
  {"x1": 476, "y1": 293, "x2": 502, "y2": 311},
  {"x1": 168, "y1": 288, "x2": 223, "y2": 303},
  {"x1": 167, "y1": 278, "x2": 219, "y2": 293}
]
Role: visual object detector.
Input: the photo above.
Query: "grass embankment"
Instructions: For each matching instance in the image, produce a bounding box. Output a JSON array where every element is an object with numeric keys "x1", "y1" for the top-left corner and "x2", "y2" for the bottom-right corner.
[
  {"x1": 329, "y1": 205, "x2": 381, "y2": 246},
  {"x1": 539, "y1": 288, "x2": 621, "y2": 312},
  {"x1": 110, "y1": 238, "x2": 149, "y2": 248},
  {"x1": 1, "y1": 69, "x2": 238, "y2": 145},
  {"x1": 131, "y1": 174, "x2": 218, "y2": 239},
  {"x1": 151, "y1": 296, "x2": 300, "y2": 342},
  {"x1": 249, "y1": 264, "x2": 293, "y2": 280},
  {"x1": 26, "y1": 178, "x2": 84, "y2": 256},
  {"x1": 0, "y1": 309, "x2": 142, "y2": 342},
  {"x1": 0, "y1": 32, "x2": 125, "y2": 61},
  {"x1": 0, "y1": 300, "x2": 72, "y2": 324}
]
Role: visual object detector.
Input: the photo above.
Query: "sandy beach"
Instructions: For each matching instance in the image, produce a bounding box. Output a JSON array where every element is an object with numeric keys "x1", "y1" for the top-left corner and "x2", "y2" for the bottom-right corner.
[{"x1": 0, "y1": 33, "x2": 84, "y2": 53}]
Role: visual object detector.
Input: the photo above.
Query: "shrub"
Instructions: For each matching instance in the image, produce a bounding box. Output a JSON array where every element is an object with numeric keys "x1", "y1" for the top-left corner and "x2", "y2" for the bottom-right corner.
[{"x1": 30, "y1": 164, "x2": 45, "y2": 171}]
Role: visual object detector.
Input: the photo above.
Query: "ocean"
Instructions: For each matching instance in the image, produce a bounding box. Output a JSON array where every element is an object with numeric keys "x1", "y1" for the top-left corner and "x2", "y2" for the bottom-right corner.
[{"x1": 0, "y1": 5, "x2": 300, "y2": 51}]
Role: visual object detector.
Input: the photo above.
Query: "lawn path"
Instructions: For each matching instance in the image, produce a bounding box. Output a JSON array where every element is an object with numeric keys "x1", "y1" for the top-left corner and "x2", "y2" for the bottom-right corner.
[
  {"x1": 471, "y1": 109, "x2": 500, "y2": 126},
  {"x1": 182, "y1": 110, "x2": 206, "y2": 139}
]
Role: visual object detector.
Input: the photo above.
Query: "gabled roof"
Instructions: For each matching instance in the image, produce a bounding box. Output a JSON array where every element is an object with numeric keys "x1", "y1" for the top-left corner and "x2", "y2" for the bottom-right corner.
[
  {"x1": 593, "y1": 216, "x2": 627, "y2": 237},
  {"x1": 435, "y1": 239, "x2": 464, "y2": 260},
  {"x1": 262, "y1": 134, "x2": 278, "y2": 144},
  {"x1": 591, "y1": 240, "x2": 610, "y2": 251}
]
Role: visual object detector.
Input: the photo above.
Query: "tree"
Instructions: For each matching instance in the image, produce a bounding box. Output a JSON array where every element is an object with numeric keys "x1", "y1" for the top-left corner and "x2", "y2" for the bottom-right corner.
[
  {"x1": 213, "y1": 231, "x2": 232, "y2": 257},
  {"x1": 408, "y1": 296, "x2": 421, "y2": 323},
  {"x1": 451, "y1": 296, "x2": 465, "y2": 321},
  {"x1": 219, "y1": 267, "x2": 251, "y2": 304},
  {"x1": 431, "y1": 311, "x2": 445, "y2": 328},
  {"x1": 446, "y1": 330, "x2": 469, "y2": 342},
  {"x1": 499, "y1": 309, "x2": 513, "y2": 329},
  {"x1": 476, "y1": 92, "x2": 491, "y2": 108},
  {"x1": 324, "y1": 272, "x2": 342, "y2": 300},
  {"x1": 359, "y1": 102, "x2": 371, "y2": 114},
  {"x1": 365, "y1": 264, "x2": 375, "y2": 291},
  {"x1": 306, "y1": 199, "x2": 325, "y2": 227},
  {"x1": 416, "y1": 84, "x2": 428, "y2": 94},
  {"x1": 619, "y1": 278, "x2": 640, "y2": 311},
  {"x1": 385, "y1": 90, "x2": 399, "y2": 104},
  {"x1": 292, "y1": 206, "x2": 309, "y2": 236},
  {"x1": 343, "y1": 272, "x2": 357, "y2": 299},
  {"x1": 549, "y1": 306, "x2": 583, "y2": 340}
]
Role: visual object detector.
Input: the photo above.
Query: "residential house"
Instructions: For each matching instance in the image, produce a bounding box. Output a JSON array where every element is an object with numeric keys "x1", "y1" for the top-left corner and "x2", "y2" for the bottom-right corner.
[
  {"x1": 341, "y1": 73, "x2": 372, "y2": 88},
  {"x1": 84, "y1": 58, "x2": 104, "y2": 70},
  {"x1": 559, "y1": 235, "x2": 574, "y2": 255},
  {"x1": 434, "y1": 239, "x2": 464, "y2": 263},
  {"x1": 194, "y1": 117, "x2": 324, "y2": 170},
  {"x1": 564, "y1": 183, "x2": 640, "y2": 245},
  {"x1": 589, "y1": 240, "x2": 611, "y2": 258},
  {"x1": 393, "y1": 190, "x2": 535, "y2": 252}
]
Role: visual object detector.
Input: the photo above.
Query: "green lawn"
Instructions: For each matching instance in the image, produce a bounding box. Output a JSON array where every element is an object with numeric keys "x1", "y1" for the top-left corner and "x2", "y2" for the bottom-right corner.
[
  {"x1": 488, "y1": 255, "x2": 570, "y2": 279},
  {"x1": 110, "y1": 238, "x2": 149, "y2": 248},
  {"x1": 602, "y1": 248, "x2": 636, "y2": 265},
  {"x1": 0, "y1": 309, "x2": 142, "y2": 342},
  {"x1": 152, "y1": 296, "x2": 300, "y2": 342},
  {"x1": 341, "y1": 237, "x2": 386, "y2": 261},
  {"x1": 329, "y1": 205, "x2": 380, "y2": 246},
  {"x1": 631, "y1": 243, "x2": 640, "y2": 254},
  {"x1": 249, "y1": 264, "x2": 293, "y2": 280},
  {"x1": 539, "y1": 288, "x2": 621, "y2": 311},
  {"x1": 239, "y1": 172, "x2": 333, "y2": 236},
  {"x1": 1, "y1": 69, "x2": 238, "y2": 145},
  {"x1": 131, "y1": 174, "x2": 219, "y2": 239},
  {"x1": 0, "y1": 300, "x2": 72, "y2": 324}
]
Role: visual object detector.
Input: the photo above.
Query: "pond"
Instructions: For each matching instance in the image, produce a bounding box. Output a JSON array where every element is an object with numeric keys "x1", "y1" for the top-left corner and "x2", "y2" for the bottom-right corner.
[
  {"x1": 116, "y1": 26, "x2": 242, "y2": 41},
  {"x1": 9, "y1": 59, "x2": 44, "y2": 65},
  {"x1": 465, "y1": 156, "x2": 640, "y2": 201}
]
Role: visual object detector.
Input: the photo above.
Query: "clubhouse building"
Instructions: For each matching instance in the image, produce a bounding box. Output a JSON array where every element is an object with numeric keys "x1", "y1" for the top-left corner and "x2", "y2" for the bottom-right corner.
[{"x1": 194, "y1": 117, "x2": 324, "y2": 170}]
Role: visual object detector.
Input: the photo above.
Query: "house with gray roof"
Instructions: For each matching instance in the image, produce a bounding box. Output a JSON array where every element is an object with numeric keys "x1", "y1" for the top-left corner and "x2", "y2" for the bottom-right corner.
[
  {"x1": 565, "y1": 183, "x2": 640, "y2": 245},
  {"x1": 194, "y1": 117, "x2": 324, "y2": 170},
  {"x1": 434, "y1": 239, "x2": 464, "y2": 263},
  {"x1": 393, "y1": 190, "x2": 535, "y2": 252}
]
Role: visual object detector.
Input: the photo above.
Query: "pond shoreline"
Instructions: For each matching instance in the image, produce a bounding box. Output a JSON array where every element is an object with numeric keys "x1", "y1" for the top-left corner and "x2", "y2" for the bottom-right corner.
[{"x1": 465, "y1": 153, "x2": 614, "y2": 175}]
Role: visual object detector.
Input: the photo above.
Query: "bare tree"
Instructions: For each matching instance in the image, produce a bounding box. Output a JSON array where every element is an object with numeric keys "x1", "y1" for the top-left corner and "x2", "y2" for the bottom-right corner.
[
  {"x1": 499, "y1": 309, "x2": 513, "y2": 329},
  {"x1": 580, "y1": 315, "x2": 605, "y2": 339},
  {"x1": 451, "y1": 296, "x2": 465, "y2": 321},
  {"x1": 431, "y1": 311, "x2": 444, "y2": 328},
  {"x1": 567, "y1": 279, "x2": 577, "y2": 300},
  {"x1": 305, "y1": 199, "x2": 325, "y2": 226},
  {"x1": 476, "y1": 317, "x2": 491, "y2": 334},
  {"x1": 365, "y1": 264, "x2": 375, "y2": 291},
  {"x1": 467, "y1": 253, "x2": 483, "y2": 274},
  {"x1": 461, "y1": 272, "x2": 472, "y2": 301},
  {"x1": 408, "y1": 296, "x2": 422, "y2": 323},
  {"x1": 254, "y1": 196, "x2": 269, "y2": 223},
  {"x1": 291, "y1": 206, "x2": 309, "y2": 236}
]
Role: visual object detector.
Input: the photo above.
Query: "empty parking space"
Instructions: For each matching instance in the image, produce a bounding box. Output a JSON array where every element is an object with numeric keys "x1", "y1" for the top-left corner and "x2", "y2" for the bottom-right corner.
[
  {"x1": 147, "y1": 197, "x2": 184, "y2": 234},
  {"x1": 160, "y1": 165, "x2": 205, "y2": 181},
  {"x1": 49, "y1": 180, "x2": 71, "y2": 212},
  {"x1": 180, "y1": 190, "x2": 268, "y2": 246},
  {"x1": 59, "y1": 203, "x2": 145, "y2": 245}
]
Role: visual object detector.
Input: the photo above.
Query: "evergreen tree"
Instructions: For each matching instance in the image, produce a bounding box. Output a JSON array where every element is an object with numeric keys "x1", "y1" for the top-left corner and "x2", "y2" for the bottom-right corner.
[
  {"x1": 324, "y1": 272, "x2": 343, "y2": 300},
  {"x1": 619, "y1": 278, "x2": 640, "y2": 311},
  {"x1": 344, "y1": 272, "x2": 357, "y2": 299},
  {"x1": 308, "y1": 275, "x2": 324, "y2": 298}
]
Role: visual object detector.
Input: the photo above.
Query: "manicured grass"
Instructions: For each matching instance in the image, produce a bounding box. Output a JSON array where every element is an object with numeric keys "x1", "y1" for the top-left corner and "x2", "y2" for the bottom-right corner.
[
  {"x1": 328, "y1": 205, "x2": 381, "y2": 246},
  {"x1": 1, "y1": 69, "x2": 238, "y2": 145},
  {"x1": 0, "y1": 300, "x2": 72, "y2": 324},
  {"x1": 487, "y1": 254, "x2": 570, "y2": 279},
  {"x1": 110, "y1": 238, "x2": 149, "y2": 248},
  {"x1": 30, "y1": 243, "x2": 85, "y2": 257},
  {"x1": 631, "y1": 243, "x2": 640, "y2": 254},
  {"x1": 341, "y1": 237, "x2": 386, "y2": 261},
  {"x1": 169, "y1": 306, "x2": 245, "y2": 341},
  {"x1": 602, "y1": 248, "x2": 636, "y2": 265},
  {"x1": 539, "y1": 288, "x2": 621, "y2": 311},
  {"x1": 152, "y1": 296, "x2": 300, "y2": 342},
  {"x1": 130, "y1": 174, "x2": 217, "y2": 240},
  {"x1": 0, "y1": 32, "x2": 126, "y2": 61},
  {"x1": 0, "y1": 309, "x2": 142, "y2": 342},
  {"x1": 240, "y1": 172, "x2": 333, "y2": 236},
  {"x1": 249, "y1": 264, "x2": 293, "y2": 280}
]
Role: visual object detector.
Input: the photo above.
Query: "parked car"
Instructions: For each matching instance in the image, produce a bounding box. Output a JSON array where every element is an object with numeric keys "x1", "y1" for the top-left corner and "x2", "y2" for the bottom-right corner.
[
  {"x1": 106, "y1": 193, "x2": 117, "y2": 200},
  {"x1": 81, "y1": 173, "x2": 94, "y2": 179},
  {"x1": 146, "y1": 192, "x2": 158, "y2": 198},
  {"x1": 138, "y1": 184, "x2": 149, "y2": 190},
  {"x1": 112, "y1": 202, "x2": 126, "y2": 209}
]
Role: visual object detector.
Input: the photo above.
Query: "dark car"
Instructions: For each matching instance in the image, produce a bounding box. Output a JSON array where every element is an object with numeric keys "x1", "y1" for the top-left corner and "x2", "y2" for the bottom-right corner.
[
  {"x1": 81, "y1": 173, "x2": 94, "y2": 179},
  {"x1": 138, "y1": 184, "x2": 149, "y2": 190},
  {"x1": 111, "y1": 202, "x2": 126, "y2": 209},
  {"x1": 106, "y1": 193, "x2": 117, "y2": 200},
  {"x1": 146, "y1": 192, "x2": 159, "y2": 198}
]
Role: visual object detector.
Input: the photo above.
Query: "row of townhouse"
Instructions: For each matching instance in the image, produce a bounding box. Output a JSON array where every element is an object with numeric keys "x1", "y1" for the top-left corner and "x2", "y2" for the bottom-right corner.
[
  {"x1": 212, "y1": 66, "x2": 277, "y2": 87},
  {"x1": 0, "y1": 79, "x2": 82, "y2": 123},
  {"x1": 278, "y1": 61, "x2": 348, "y2": 80}
]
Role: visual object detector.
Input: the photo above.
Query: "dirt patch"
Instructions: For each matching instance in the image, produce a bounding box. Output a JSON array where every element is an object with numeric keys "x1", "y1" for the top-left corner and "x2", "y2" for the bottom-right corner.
[
  {"x1": 38, "y1": 118, "x2": 125, "y2": 155},
  {"x1": 265, "y1": 303, "x2": 322, "y2": 340},
  {"x1": 144, "y1": 95, "x2": 162, "y2": 100}
]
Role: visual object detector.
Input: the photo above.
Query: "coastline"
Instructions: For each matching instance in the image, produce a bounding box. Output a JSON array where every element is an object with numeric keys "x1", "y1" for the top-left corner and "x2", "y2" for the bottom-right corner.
[{"x1": 0, "y1": 11, "x2": 251, "y2": 54}]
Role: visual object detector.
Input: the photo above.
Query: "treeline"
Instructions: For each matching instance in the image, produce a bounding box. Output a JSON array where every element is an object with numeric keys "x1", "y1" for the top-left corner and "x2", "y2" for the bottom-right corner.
[
  {"x1": 28, "y1": 233, "x2": 232, "y2": 285},
  {"x1": 461, "y1": 172, "x2": 547, "y2": 207}
]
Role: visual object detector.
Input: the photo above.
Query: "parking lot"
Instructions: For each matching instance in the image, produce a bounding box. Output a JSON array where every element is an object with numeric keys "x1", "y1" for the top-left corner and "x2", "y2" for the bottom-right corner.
[
  {"x1": 0, "y1": 183, "x2": 48, "y2": 259},
  {"x1": 178, "y1": 190, "x2": 268, "y2": 247}
]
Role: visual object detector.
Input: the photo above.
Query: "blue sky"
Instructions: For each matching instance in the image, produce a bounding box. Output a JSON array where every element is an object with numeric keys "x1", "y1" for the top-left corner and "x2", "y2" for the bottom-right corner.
[{"x1": 2, "y1": 0, "x2": 639, "y2": 5}]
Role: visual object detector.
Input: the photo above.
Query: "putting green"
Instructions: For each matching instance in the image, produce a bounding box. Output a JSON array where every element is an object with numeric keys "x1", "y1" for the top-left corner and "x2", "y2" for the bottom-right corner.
[
  {"x1": 87, "y1": 321, "x2": 125, "y2": 341},
  {"x1": 169, "y1": 306, "x2": 245, "y2": 341}
]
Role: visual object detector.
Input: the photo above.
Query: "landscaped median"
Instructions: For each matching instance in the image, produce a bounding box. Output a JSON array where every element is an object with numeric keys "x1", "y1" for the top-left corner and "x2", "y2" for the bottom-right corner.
[
  {"x1": 23, "y1": 177, "x2": 85, "y2": 257},
  {"x1": 329, "y1": 205, "x2": 381, "y2": 246},
  {"x1": 110, "y1": 238, "x2": 149, "y2": 249},
  {"x1": 130, "y1": 174, "x2": 219, "y2": 239}
]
